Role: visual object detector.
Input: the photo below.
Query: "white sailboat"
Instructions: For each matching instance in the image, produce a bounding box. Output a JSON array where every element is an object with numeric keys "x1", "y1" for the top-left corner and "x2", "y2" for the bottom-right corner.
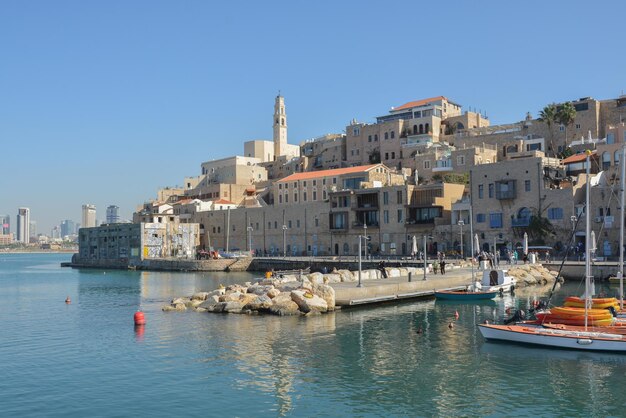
[{"x1": 479, "y1": 150, "x2": 626, "y2": 351}]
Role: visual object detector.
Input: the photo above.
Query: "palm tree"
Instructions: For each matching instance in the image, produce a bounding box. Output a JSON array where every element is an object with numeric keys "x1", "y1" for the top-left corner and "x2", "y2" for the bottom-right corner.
[
  {"x1": 556, "y1": 102, "x2": 577, "y2": 151},
  {"x1": 539, "y1": 103, "x2": 557, "y2": 156}
]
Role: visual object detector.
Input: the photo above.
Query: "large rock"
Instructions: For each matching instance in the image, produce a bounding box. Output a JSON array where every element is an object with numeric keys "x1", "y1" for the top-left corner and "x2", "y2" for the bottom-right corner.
[
  {"x1": 247, "y1": 284, "x2": 275, "y2": 295},
  {"x1": 312, "y1": 283, "x2": 336, "y2": 311},
  {"x1": 387, "y1": 268, "x2": 401, "y2": 278},
  {"x1": 208, "y1": 288, "x2": 225, "y2": 297},
  {"x1": 291, "y1": 290, "x2": 328, "y2": 313},
  {"x1": 222, "y1": 301, "x2": 245, "y2": 313},
  {"x1": 323, "y1": 273, "x2": 342, "y2": 284},
  {"x1": 337, "y1": 269, "x2": 355, "y2": 282},
  {"x1": 307, "y1": 272, "x2": 324, "y2": 284},
  {"x1": 267, "y1": 288, "x2": 281, "y2": 299},
  {"x1": 269, "y1": 293, "x2": 300, "y2": 316},
  {"x1": 220, "y1": 291, "x2": 243, "y2": 302},
  {"x1": 277, "y1": 281, "x2": 305, "y2": 292},
  {"x1": 171, "y1": 297, "x2": 189, "y2": 305},
  {"x1": 191, "y1": 292, "x2": 210, "y2": 301},
  {"x1": 207, "y1": 302, "x2": 227, "y2": 313},
  {"x1": 162, "y1": 303, "x2": 187, "y2": 312},
  {"x1": 226, "y1": 284, "x2": 248, "y2": 293},
  {"x1": 244, "y1": 294, "x2": 273, "y2": 311}
]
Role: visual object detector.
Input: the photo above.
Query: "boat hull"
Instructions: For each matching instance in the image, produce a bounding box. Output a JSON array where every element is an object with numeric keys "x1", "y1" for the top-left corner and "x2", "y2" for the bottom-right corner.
[
  {"x1": 478, "y1": 324, "x2": 626, "y2": 352},
  {"x1": 434, "y1": 290, "x2": 497, "y2": 300}
]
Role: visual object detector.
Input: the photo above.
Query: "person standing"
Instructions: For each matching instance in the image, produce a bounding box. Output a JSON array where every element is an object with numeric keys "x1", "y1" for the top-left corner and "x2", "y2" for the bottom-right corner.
[{"x1": 440, "y1": 259, "x2": 446, "y2": 275}]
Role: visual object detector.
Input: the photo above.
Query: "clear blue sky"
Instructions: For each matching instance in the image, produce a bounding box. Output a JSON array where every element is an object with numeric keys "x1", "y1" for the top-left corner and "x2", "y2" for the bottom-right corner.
[{"x1": 1, "y1": 0, "x2": 625, "y2": 234}]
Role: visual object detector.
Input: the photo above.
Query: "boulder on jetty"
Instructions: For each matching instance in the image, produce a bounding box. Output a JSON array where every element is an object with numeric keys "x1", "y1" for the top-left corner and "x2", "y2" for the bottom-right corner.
[
  {"x1": 506, "y1": 264, "x2": 563, "y2": 288},
  {"x1": 291, "y1": 290, "x2": 328, "y2": 313}
]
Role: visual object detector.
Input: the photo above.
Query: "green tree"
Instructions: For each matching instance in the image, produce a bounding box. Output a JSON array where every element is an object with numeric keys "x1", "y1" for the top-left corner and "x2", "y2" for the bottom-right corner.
[
  {"x1": 527, "y1": 212, "x2": 555, "y2": 244},
  {"x1": 556, "y1": 102, "x2": 576, "y2": 149},
  {"x1": 539, "y1": 103, "x2": 558, "y2": 156},
  {"x1": 368, "y1": 148, "x2": 380, "y2": 164}
]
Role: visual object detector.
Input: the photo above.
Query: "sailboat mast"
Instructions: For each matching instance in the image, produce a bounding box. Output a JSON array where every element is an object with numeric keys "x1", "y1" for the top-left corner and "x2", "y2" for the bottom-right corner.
[
  {"x1": 469, "y1": 203, "x2": 475, "y2": 282},
  {"x1": 585, "y1": 151, "x2": 592, "y2": 330},
  {"x1": 617, "y1": 144, "x2": 626, "y2": 311}
]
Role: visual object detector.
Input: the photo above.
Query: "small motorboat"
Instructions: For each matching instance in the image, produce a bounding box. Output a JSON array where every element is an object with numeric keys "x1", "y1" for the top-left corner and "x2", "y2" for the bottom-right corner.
[
  {"x1": 479, "y1": 269, "x2": 516, "y2": 293},
  {"x1": 434, "y1": 289, "x2": 498, "y2": 300}
]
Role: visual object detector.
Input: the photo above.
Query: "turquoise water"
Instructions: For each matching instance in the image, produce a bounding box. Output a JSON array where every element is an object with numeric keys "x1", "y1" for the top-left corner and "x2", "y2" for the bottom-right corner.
[{"x1": 2, "y1": 253, "x2": 626, "y2": 417}]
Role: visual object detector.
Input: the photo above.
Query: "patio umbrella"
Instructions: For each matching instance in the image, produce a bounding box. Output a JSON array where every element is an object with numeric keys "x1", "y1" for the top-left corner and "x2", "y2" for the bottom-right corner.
[
  {"x1": 523, "y1": 232, "x2": 529, "y2": 255},
  {"x1": 590, "y1": 230, "x2": 596, "y2": 253},
  {"x1": 411, "y1": 235, "x2": 418, "y2": 256}
]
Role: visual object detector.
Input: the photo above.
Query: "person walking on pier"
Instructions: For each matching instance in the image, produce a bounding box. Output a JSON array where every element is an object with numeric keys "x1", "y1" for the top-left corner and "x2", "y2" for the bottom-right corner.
[{"x1": 440, "y1": 259, "x2": 446, "y2": 275}]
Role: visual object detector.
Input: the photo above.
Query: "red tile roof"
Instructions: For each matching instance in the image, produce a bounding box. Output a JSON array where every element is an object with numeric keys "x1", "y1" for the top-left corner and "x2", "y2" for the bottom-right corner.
[
  {"x1": 277, "y1": 164, "x2": 382, "y2": 182},
  {"x1": 393, "y1": 96, "x2": 447, "y2": 111},
  {"x1": 214, "y1": 199, "x2": 235, "y2": 205},
  {"x1": 561, "y1": 151, "x2": 597, "y2": 164}
]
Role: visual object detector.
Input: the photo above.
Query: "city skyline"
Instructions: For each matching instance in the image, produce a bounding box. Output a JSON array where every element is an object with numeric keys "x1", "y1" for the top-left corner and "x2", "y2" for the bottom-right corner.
[{"x1": 2, "y1": 1, "x2": 625, "y2": 233}]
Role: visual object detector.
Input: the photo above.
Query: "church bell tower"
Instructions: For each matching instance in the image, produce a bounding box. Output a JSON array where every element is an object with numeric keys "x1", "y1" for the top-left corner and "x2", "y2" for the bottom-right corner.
[{"x1": 273, "y1": 93, "x2": 287, "y2": 160}]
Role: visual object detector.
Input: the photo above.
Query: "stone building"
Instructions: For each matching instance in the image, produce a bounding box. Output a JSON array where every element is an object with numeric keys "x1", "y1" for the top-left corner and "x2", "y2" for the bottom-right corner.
[
  {"x1": 469, "y1": 154, "x2": 586, "y2": 254},
  {"x1": 300, "y1": 134, "x2": 346, "y2": 170}
]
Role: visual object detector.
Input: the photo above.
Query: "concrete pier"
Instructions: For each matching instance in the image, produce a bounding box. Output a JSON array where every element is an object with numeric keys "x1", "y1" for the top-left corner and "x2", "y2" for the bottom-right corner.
[{"x1": 331, "y1": 268, "x2": 474, "y2": 306}]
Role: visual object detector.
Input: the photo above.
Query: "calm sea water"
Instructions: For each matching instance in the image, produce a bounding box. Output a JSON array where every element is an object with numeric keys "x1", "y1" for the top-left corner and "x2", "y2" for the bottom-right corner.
[{"x1": 1, "y1": 253, "x2": 626, "y2": 417}]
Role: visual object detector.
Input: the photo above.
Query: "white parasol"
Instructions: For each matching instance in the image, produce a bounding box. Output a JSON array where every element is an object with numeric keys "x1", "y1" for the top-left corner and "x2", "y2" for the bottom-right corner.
[{"x1": 523, "y1": 232, "x2": 529, "y2": 255}]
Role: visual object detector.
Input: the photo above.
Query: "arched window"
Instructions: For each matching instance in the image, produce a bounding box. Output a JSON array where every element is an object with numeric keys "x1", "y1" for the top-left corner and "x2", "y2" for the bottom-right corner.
[
  {"x1": 413, "y1": 125, "x2": 418, "y2": 135},
  {"x1": 614, "y1": 150, "x2": 621, "y2": 166},
  {"x1": 518, "y1": 207, "x2": 530, "y2": 220},
  {"x1": 384, "y1": 132, "x2": 388, "y2": 140},
  {"x1": 419, "y1": 124, "x2": 424, "y2": 134},
  {"x1": 602, "y1": 152, "x2": 611, "y2": 170},
  {"x1": 281, "y1": 118, "x2": 285, "y2": 126},
  {"x1": 276, "y1": 119, "x2": 279, "y2": 124},
  {"x1": 456, "y1": 122, "x2": 465, "y2": 131},
  {"x1": 343, "y1": 243, "x2": 350, "y2": 255},
  {"x1": 425, "y1": 123, "x2": 430, "y2": 133}
]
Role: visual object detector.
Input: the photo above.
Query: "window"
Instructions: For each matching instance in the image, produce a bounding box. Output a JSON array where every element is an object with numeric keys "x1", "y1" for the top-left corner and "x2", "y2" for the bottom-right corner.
[
  {"x1": 279, "y1": 195, "x2": 282, "y2": 203},
  {"x1": 333, "y1": 178, "x2": 337, "y2": 184},
  {"x1": 476, "y1": 213, "x2": 486, "y2": 223},
  {"x1": 313, "y1": 180, "x2": 317, "y2": 186},
  {"x1": 353, "y1": 126, "x2": 360, "y2": 136},
  {"x1": 303, "y1": 192, "x2": 307, "y2": 201},
  {"x1": 391, "y1": 131, "x2": 395, "y2": 139},
  {"x1": 279, "y1": 184, "x2": 282, "y2": 190},
  {"x1": 525, "y1": 180, "x2": 531, "y2": 192},
  {"x1": 615, "y1": 150, "x2": 621, "y2": 165},
  {"x1": 478, "y1": 184, "x2": 484, "y2": 199},
  {"x1": 374, "y1": 134, "x2": 378, "y2": 141},
  {"x1": 268, "y1": 222, "x2": 271, "y2": 229},
  {"x1": 383, "y1": 192, "x2": 389, "y2": 205},
  {"x1": 217, "y1": 227, "x2": 221, "y2": 233},
  {"x1": 397, "y1": 209, "x2": 404, "y2": 223},
  {"x1": 575, "y1": 123, "x2": 581, "y2": 130},
  {"x1": 559, "y1": 125, "x2": 565, "y2": 132},
  {"x1": 323, "y1": 179, "x2": 326, "y2": 185},
  {"x1": 323, "y1": 190, "x2": 327, "y2": 200},
  {"x1": 232, "y1": 225, "x2": 236, "y2": 231},
  {"x1": 274, "y1": 221, "x2": 277, "y2": 229},
  {"x1": 602, "y1": 152, "x2": 611, "y2": 170},
  {"x1": 303, "y1": 181, "x2": 307, "y2": 187},
  {"x1": 391, "y1": 152, "x2": 395, "y2": 159},
  {"x1": 488, "y1": 183, "x2": 494, "y2": 198},
  {"x1": 397, "y1": 190, "x2": 403, "y2": 204},
  {"x1": 296, "y1": 220, "x2": 300, "y2": 228},
  {"x1": 424, "y1": 160, "x2": 431, "y2": 169},
  {"x1": 294, "y1": 193, "x2": 298, "y2": 202},
  {"x1": 457, "y1": 155, "x2": 465, "y2": 165},
  {"x1": 384, "y1": 210, "x2": 389, "y2": 224},
  {"x1": 385, "y1": 152, "x2": 389, "y2": 160},
  {"x1": 384, "y1": 132, "x2": 388, "y2": 140},
  {"x1": 285, "y1": 194, "x2": 289, "y2": 203},
  {"x1": 368, "y1": 135, "x2": 372, "y2": 142},
  {"x1": 607, "y1": 133, "x2": 615, "y2": 144},
  {"x1": 315, "y1": 218, "x2": 319, "y2": 227},
  {"x1": 313, "y1": 191, "x2": 317, "y2": 201},
  {"x1": 548, "y1": 208, "x2": 564, "y2": 220},
  {"x1": 288, "y1": 220, "x2": 292, "y2": 228},
  {"x1": 489, "y1": 212, "x2": 503, "y2": 228}
]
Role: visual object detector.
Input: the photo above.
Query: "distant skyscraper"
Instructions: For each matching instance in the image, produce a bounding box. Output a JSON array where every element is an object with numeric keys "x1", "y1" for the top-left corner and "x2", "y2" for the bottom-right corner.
[
  {"x1": 106, "y1": 205, "x2": 120, "y2": 224},
  {"x1": 29, "y1": 221, "x2": 37, "y2": 239},
  {"x1": 82, "y1": 204, "x2": 96, "y2": 228},
  {"x1": 16, "y1": 208, "x2": 30, "y2": 243},
  {"x1": 61, "y1": 220, "x2": 75, "y2": 237},
  {"x1": 0, "y1": 214, "x2": 9, "y2": 235},
  {"x1": 51, "y1": 226, "x2": 61, "y2": 239}
]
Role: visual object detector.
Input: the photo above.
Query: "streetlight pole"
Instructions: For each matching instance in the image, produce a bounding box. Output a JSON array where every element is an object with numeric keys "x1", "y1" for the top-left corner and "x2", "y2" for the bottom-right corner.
[
  {"x1": 282, "y1": 224, "x2": 287, "y2": 258},
  {"x1": 457, "y1": 220, "x2": 464, "y2": 260},
  {"x1": 363, "y1": 221, "x2": 368, "y2": 260},
  {"x1": 358, "y1": 235, "x2": 363, "y2": 287},
  {"x1": 247, "y1": 225, "x2": 253, "y2": 255},
  {"x1": 423, "y1": 235, "x2": 427, "y2": 280}
]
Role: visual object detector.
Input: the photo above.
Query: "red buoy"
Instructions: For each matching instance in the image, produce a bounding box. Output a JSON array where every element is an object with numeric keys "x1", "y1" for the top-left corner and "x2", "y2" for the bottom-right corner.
[
  {"x1": 454, "y1": 310, "x2": 459, "y2": 319},
  {"x1": 134, "y1": 311, "x2": 146, "y2": 325},
  {"x1": 65, "y1": 297, "x2": 71, "y2": 304}
]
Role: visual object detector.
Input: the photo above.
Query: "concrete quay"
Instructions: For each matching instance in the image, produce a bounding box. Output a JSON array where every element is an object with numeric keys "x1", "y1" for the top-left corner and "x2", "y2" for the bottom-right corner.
[{"x1": 330, "y1": 267, "x2": 474, "y2": 306}]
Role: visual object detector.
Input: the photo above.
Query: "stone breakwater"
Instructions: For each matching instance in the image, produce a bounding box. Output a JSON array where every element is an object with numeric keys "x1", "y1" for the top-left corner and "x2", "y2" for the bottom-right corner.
[
  {"x1": 505, "y1": 264, "x2": 563, "y2": 287},
  {"x1": 162, "y1": 267, "x2": 425, "y2": 316}
]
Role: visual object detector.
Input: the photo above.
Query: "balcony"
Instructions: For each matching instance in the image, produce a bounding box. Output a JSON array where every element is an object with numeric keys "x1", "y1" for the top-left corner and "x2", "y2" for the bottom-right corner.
[
  {"x1": 432, "y1": 165, "x2": 453, "y2": 173},
  {"x1": 495, "y1": 180, "x2": 517, "y2": 200},
  {"x1": 353, "y1": 221, "x2": 379, "y2": 227}
]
